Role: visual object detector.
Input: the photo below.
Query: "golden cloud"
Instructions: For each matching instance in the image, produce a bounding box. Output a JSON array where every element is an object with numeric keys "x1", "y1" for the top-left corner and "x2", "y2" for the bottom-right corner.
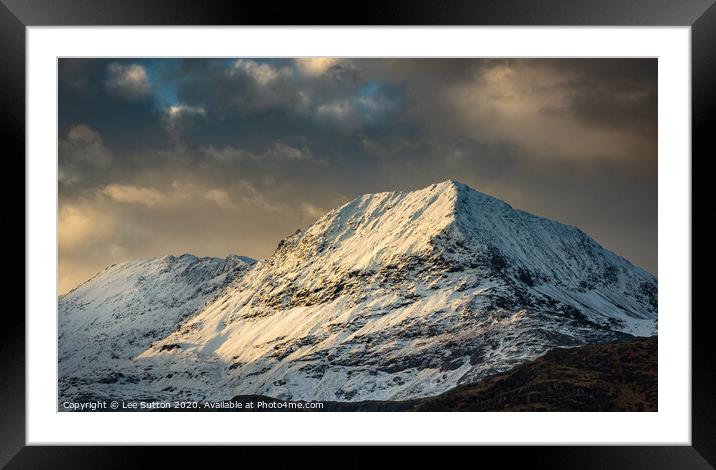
[{"x1": 294, "y1": 58, "x2": 342, "y2": 77}]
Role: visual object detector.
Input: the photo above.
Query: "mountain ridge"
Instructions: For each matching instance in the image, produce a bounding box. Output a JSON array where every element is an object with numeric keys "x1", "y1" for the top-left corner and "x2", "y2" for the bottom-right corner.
[
  {"x1": 59, "y1": 180, "x2": 657, "y2": 405},
  {"x1": 59, "y1": 254, "x2": 255, "y2": 381}
]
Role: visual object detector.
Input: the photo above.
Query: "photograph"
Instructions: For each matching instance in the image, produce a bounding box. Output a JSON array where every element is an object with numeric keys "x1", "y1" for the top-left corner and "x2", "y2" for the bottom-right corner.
[
  {"x1": 57, "y1": 57, "x2": 658, "y2": 412},
  {"x1": 6, "y1": 0, "x2": 708, "y2": 463}
]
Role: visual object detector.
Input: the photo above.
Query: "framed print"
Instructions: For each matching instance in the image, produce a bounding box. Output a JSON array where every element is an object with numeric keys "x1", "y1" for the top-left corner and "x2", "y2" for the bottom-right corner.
[{"x1": 5, "y1": 0, "x2": 714, "y2": 466}]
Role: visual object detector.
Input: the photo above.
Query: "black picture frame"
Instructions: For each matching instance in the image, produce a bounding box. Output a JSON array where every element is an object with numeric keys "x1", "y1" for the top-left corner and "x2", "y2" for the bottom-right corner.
[{"x1": 4, "y1": 0, "x2": 713, "y2": 467}]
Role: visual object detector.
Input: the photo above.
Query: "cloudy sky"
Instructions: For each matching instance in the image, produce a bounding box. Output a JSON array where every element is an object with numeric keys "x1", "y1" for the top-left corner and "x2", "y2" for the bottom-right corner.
[{"x1": 58, "y1": 58, "x2": 657, "y2": 293}]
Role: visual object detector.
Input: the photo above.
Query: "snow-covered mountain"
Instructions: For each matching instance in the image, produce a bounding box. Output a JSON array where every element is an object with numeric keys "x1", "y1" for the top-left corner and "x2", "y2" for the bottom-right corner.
[
  {"x1": 59, "y1": 254, "x2": 255, "y2": 394},
  {"x1": 59, "y1": 180, "x2": 657, "y2": 404}
]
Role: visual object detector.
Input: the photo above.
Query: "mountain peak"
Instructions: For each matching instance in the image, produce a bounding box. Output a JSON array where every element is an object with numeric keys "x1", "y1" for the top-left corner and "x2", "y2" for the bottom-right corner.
[
  {"x1": 435, "y1": 178, "x2": 465, "y2": 189},
  {"x1": 60, "y1": 180, "x2": 657, "y2": 405},
  {"x1": 267, "y1": 180, "x2": 529, "y2": 276},
  {"x1": 269, "y1": 180, "x2": 655, "y2": 313},
  {"x1": 419, "y1": 179, "x2": 469, "y2": 199},
  {"x1": 274, "y1": 180, "x2": 464, "y2": 272}
]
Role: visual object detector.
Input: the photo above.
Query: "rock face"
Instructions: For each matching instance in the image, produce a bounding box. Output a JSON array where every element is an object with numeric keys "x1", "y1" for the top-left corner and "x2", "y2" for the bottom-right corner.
[{"x1": 58, "y1": 180, "x2": 657, "y2": 405}]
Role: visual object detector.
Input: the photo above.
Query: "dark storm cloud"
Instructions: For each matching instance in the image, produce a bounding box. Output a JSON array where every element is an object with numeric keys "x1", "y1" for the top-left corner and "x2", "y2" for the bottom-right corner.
[{"x1": 58, "y1": 58, "x2": 657, "y2": 293}]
